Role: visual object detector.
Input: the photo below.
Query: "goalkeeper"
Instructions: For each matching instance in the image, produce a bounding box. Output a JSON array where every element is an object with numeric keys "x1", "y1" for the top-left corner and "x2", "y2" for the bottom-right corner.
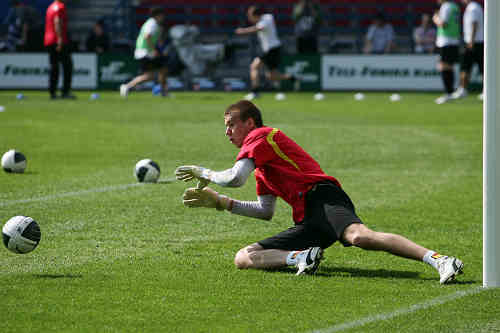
[{"x1": 175, "y1": 100, "x2": 463, "y2": 284}]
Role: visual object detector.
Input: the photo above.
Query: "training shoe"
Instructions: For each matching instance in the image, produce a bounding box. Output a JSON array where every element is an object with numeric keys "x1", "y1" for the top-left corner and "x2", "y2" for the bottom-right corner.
[
  {"x1": 296, "y1": 247, "x2": 323, "y2": 276},
  {"x1": 435, "y1": 94, "x2": 452, "y2": 105},
  {"x1": 437, "y1": 256, "x2": 464, "y2": 284},
  {"x1": 61, "y1": 93, "x2": 77, "y2": 100},
  {"x1": 451, "y1": 87, "x2": 468, "y2": 99},
  {"x1": 120, "y1": 84, "x2": 129, "y2": 97}
]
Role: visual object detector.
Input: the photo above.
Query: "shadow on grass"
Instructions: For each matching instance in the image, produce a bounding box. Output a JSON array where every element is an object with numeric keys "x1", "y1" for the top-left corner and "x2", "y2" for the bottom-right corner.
[
  {"x1": 5, "y1": 171, "x2": 38, "y2": 175},
  {"x1": 33, "y1": 273, "x2": 83, "y2": 279},
  {"x1": 265, "y1": 266, "x2": 478, "y2": 284},
  {"x1": 265, "y1": 266, "x2": 422, "y2": 280},
  {"x1": 316, "y1": 266, "x2": 422, "y2": 279}
]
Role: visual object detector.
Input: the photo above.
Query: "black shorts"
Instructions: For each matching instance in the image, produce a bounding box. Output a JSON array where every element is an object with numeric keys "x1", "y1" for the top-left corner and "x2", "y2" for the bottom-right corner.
[
  {"x1": 460, "y1": 43, "x2": 484, "y2": 74},
  {"x1": 258, "y1": 182, "x2": 363, "y2": 251},
  {"x1": 259, "y1": 47, "x2": 281, "y2": 70},
  {"x1": 138, "y1": 56, "x2": 165, "y2": 72},
  {"x1": 438, "y1": 45, "x2": 459, "y2": 64}
]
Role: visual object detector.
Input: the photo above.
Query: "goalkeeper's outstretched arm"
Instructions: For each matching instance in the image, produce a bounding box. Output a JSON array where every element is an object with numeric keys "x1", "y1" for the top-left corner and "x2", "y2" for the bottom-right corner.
[
  {"x1": 182, "y1": 187, "x2": 276, "y2": 221},
  {"x1": 231, "y1": 195, "x2": 276, "y2": 221},
  {"x1": 175, "y1": 158, "x2": 255, "y2": 188}
]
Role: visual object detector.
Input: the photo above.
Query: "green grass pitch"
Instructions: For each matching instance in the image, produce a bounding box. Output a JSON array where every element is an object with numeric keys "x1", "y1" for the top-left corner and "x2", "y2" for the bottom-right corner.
[{"x1": 0, "y1": 90, "x2": 499, "y2": 332}]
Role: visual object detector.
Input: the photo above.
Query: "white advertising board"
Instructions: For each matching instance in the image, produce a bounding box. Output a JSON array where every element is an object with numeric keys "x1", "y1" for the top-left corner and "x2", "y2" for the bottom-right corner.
[
  {"x1": 322, "y1": 55, "x2": 446, "y2": 91},
  {"x1": 0, "y1": 53, "x2": 97, "y2": 89}
]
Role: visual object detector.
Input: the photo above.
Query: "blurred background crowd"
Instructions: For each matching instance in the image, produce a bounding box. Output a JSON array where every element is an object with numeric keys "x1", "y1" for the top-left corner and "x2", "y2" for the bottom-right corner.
[{"x1": 0, "y1": 0, "x2": 467, "y2": 55}]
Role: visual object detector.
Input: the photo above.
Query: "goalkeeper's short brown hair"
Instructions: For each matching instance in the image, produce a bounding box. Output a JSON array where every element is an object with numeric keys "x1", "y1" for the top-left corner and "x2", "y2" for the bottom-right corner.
[{"x1": 225, "y1": 100, "x2": 263, "y2": 128}]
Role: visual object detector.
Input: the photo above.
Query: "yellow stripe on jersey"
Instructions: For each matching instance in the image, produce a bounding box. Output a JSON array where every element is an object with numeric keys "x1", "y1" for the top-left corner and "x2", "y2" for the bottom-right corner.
[{"x1": 266, "y1": 128, "x2": 301, "y2": 171}]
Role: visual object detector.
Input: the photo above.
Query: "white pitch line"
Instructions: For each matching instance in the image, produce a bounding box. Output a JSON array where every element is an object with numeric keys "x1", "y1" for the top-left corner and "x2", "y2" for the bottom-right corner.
[
  {"x1": 0, "y1": 183, "x2": 140, "y2": 207},
  {"x1": 311, "y1": 286, "x2": 485, "y2": 333},
  {"x1": 0, "y1": 178, "x2": 177, "y2": 208}
]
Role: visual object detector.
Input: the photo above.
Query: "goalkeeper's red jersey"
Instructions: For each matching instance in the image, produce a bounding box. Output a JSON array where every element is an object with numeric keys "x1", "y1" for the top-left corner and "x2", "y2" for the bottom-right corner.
[{"x1": 236, "y1": 126, "x2": 341, "y2": 223}]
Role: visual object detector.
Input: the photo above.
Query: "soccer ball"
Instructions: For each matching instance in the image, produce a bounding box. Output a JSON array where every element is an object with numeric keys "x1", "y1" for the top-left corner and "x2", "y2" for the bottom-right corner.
[
  {"x1": 2, "y1": 216, "x2": 41, "y2": 254},
  {"x1": 314, "y1": 93, "x2": 325, "y2": 101},
  {"x1": 1, "y1": 149, "x2": 27, "y2": 173},
  {"x1": 134, "y1": 159, "x2": 160, "y2": 183}
]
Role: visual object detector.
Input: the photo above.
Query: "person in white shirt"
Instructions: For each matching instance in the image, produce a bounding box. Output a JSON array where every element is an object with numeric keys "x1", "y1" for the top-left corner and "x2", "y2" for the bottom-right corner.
[
  {"x1": 235, "y1": 6, "x2": 297, "y2": 100},
  {"x1": 452, "y1": 0, "x2": 484, "y2": 101},
  {"x1": 363, "y1": 13, "x2": 394, "y2": 54},
  {"x1": 413, "y1": 14, "x2": 436, "y2": 54}
]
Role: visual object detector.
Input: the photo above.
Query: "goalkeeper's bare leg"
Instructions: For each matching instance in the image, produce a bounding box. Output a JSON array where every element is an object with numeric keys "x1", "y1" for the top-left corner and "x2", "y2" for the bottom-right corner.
[
  {"x1": 342, "y1": 223, "x2": 463, "y2": 284},
  {"x1": 234, "y1": 243, "x2": 323, "y2": 275},
  {"x1": 235, "y1": 243, "x2": 287, "y2": 269}
]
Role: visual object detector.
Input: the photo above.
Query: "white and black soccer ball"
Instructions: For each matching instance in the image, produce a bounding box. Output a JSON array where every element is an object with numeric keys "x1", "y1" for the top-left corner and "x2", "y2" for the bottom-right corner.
[
  {"x1": 1, "y1": 149, "x2": 27, "y2": 173},
  {"x1": 2, "y1": 216, "x2": 41, "y2": 254},
  {"x1": 134, "y1": 159, "x2": 160, "y2": 183}
]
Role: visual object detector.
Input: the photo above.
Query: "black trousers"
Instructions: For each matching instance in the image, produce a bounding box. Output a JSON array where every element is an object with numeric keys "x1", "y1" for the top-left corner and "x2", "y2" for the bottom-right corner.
[
  {"x1": 297, "y1": 36, "x2": 318, "y2": 54},
  {"x1": 47, "y1": 44, "x2": 73, "y2": 97}
]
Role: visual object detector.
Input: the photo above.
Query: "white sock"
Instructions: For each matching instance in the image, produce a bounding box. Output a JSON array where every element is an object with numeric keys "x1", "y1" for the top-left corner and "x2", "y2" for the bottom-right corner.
[
  {"x1": 423, "y1": 250, "x2": 445, "y2": 269},
  {"x1": 286, "y1": 250, "x2": 306, "y2": 266}
]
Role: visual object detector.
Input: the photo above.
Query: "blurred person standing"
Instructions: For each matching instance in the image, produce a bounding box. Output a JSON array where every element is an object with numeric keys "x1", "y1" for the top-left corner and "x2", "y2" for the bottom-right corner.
[
  {"x1": 413, "y1": 13, "x2": 436, "y2": 54},
  {"x1": 235, "y1": 5, "x2": 297, "y2": 101},
  {"x1": 433, "y1": 0, "x2": 460, "y2": 104},
  {"x1": 44, "y1": 0, "x2": 75, "y2": 99},
  {"x1": 363, "y1": 13, "x2": 394, "y2": 54},
  {"x1": 85, "y1": 20, "x2": 110, "y2": 53},
  {"x1": 451, "y1": 0, "x2": 484, "y2": 101},
  {"x1": 292, "y1": 0, "x2": 322, "y2": 54},
  {"x1": 5, "y1": 0, "x2": 43, "y2": 52},
  {"x1": 120, "y1": 7, "x2": 168, "y2": 97}
]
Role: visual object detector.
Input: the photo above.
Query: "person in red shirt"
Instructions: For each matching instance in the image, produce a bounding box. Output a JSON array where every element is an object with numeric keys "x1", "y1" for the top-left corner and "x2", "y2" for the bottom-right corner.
[
  {"x1": 44, "y1": 0, "x2": 74, "y2": 99},
  {"x1": 175, "y1": 100, "x2": 464, "y2": 284}
]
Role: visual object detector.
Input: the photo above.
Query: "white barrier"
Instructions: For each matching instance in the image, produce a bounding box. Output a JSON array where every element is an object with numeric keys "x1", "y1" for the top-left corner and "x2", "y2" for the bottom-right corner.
[
  {"x1": 322, "y1": 55, "x2": 445, "y2": 91},
  {"x1": 0, "y1": 53, "x2": 97, "y2": 89}
]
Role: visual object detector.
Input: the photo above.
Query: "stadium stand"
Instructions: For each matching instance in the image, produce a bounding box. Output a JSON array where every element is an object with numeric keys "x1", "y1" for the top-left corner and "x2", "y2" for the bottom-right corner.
[
  {"x1": 126, "y1": 0, "x2": 439, "y2": 53},
  {"x1": 0, "y1": 0, "x2": 443, "y2": 53}
]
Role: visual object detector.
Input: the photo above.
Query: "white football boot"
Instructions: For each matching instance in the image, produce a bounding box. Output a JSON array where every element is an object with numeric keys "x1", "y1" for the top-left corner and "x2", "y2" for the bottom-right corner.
[
  {"x1": 296, "y1": 247, "x2": 324, "y2": 276},
  {"x1": 435, "y1": 94, "x2": 452, "y2": 105},
  {"x1": 436, "y1": 256, "x2": 464, "y2": 284},
  {"x1": 451, "y1": 87, "x2": 468, "y2": 99},
  {"x1": 120, "y1": 84, "x2": 129, "y2": 97}
]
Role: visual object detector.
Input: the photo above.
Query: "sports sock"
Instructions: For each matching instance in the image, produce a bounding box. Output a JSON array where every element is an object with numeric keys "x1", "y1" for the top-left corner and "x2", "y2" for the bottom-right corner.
[
  {"x1": 286, "y1": 250, "x2": 306, "y2": 266},
  {"x1": 442, "y1": 70, "x2": 455, "y2": 94},
  {"x1": 423, "y1": 250, "x2": 445, "y2": 269}
]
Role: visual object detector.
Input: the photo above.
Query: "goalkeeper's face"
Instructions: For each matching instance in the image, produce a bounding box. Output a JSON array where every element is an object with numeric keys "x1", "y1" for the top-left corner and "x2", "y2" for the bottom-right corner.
[{"x1": 224, "y1": 112, "x2": 255, "y2": 148}]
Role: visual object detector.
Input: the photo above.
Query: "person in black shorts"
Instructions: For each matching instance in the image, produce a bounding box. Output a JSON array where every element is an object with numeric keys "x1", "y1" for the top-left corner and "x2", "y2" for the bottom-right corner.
[
  {"x1": 452, "y1": 0, "x2": 484, "y2": 101},
  {"x1": 235, "y1": 6, "x2": 297, "y2": 100},
  {"x1": 120, "y1": 8, "x2": 168, "y2": 97},
  {"x1": 258, "y1": 182, "x2": 362, "y2": 251},
  {"x1": 176, "y1": 100, "x2": 464, "y2": 284},
  {"x1": 433, "y1": 0, "x2": 461, "y2": 104}
]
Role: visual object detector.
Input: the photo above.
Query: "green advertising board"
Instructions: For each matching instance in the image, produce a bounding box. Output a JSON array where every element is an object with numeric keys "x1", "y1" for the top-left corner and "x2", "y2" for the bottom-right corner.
[
  {"x1": 280, "y1": 55, "x2": 321, "y2": 91},
  {"x1": 98, "y1": 53, "x2": 139, "y2": 90}
]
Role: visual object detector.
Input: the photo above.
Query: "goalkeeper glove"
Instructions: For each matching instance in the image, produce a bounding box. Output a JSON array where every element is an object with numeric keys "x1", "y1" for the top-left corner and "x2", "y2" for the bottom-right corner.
[
  {"x1": 182, "y1": 187, "x2": 233, "y2": 211},
  {"x1": 175, "y1": 165, "x2": 211, "y2": 189}
]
